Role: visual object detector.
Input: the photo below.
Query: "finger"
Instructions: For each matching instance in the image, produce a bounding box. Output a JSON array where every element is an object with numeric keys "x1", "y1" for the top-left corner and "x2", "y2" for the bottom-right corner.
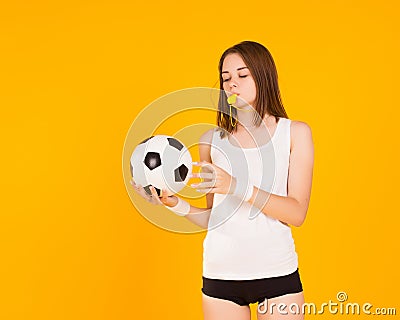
[
  {"x1": 200, "y1": 164, "x2": 215, "y2": 174},
  {"x1": 135, "y1": 185, "x2": 154, "y2": 201},
  {"x1": 196, "y1": 187, "x2": 217, "y2": 194},
  {"x1": 153, "y1": 187, "x2": 163, "y2": 203},
  {"x1": 190, "y1": 172, "x2": 214, "y2": 179},
  {"x1": 160, "y1": 190, "x2": 176, "y2": 206},
  {"x1": 191, "y1": 181, "x2": 217, "y2": 189},
  {"x1": 159, "y1": 190, "x2": 168, "y2": 202},
  {"x1": 145, "y1": 191, "x2": 155, "y2": 203},
  {"x1": 150, "y1": 186, "x2": 159, "y2": 197},
  {"x1": 150, "y1": 186, "x2": 163, "y2": 204},
  {"x1": 136, "y1": 185, "x2": 149, "y2": 197},
  {"x1": 160, "y1": 189, "x2": 169, "y2": 204},
  {"x1": 192, "y1": 161, "x2": 214, "y2": 169}
]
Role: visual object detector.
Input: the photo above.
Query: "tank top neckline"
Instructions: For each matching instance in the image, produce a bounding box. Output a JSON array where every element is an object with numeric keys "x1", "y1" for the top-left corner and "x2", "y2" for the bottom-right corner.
[{"x1": 222, "y1": 117, "x2": 285, "y2": 151}]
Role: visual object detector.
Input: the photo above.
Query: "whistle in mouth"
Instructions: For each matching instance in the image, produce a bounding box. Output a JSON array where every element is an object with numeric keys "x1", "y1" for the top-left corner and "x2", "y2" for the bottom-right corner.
[{"x1": 227, "y1": 94, "x2": 237, "y2": 105}]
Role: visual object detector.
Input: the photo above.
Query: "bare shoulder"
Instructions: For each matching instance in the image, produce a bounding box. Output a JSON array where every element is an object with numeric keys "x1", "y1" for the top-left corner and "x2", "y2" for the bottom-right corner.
[
  {"x1": 290, "y1": 119, "x2": 312, "y2": 134},
  {"x1": 289, "y1": 120, "x2": 313, "y2": 150}
]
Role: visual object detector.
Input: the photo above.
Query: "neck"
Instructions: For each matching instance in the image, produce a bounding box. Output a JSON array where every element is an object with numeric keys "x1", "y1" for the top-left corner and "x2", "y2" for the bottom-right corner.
[
  {"x1": 236, "y1": 108, "x2": 256, "y2": 127},
  {"x1": 236, "y1": 111, "x2": 273, "y2": 131}
]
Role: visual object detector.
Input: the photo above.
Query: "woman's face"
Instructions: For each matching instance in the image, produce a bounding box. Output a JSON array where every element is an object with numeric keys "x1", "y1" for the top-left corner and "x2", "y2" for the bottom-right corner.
[{"x1": 221, "y1": 53, "x2": 257, "y2": 108}]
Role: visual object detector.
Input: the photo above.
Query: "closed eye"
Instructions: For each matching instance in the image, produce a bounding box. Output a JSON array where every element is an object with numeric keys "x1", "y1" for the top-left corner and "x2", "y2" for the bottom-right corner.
[{"x1": 222, "y1": 75, "x2": 248, "y2": 82}]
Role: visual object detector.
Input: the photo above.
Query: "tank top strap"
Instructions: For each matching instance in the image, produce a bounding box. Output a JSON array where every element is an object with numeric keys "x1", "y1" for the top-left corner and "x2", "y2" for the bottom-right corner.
[{"x1": 273, "y1": 117, "x2": 291, "y2": 155}]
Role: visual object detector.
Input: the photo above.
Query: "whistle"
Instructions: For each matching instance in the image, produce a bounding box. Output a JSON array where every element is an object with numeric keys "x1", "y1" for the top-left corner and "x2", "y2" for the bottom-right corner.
[{"x1": 227, "y1": 94, "x2": 237, "y2": 105}]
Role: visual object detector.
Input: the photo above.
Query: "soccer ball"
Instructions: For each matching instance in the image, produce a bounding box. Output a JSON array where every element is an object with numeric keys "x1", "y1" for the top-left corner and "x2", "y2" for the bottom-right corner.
[{"x1": 130, "y1": 135, "x2": 192, "y2": 197}]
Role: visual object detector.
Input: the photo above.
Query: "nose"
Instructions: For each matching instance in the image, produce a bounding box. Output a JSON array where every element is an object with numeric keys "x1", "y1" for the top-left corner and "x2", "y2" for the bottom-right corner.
[{"x1": 228, "y1": 80, "x2": 238, "y2": 89}]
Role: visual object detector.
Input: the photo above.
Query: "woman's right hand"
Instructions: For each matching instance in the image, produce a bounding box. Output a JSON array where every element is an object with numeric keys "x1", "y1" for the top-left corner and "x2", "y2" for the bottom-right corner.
[{"x1": 130, "y1": 179, "x2": 179, "y2": 207}]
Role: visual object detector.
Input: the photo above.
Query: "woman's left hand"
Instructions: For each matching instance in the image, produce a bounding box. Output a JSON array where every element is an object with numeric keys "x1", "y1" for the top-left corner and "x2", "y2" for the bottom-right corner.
[{"x1": 190, "y1": 161, "x2": 236, "y2": 194}]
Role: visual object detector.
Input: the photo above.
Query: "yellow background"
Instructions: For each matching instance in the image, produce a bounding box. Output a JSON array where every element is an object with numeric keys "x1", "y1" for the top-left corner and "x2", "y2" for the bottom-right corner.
[{"x1": 1, "y1": 1, "x2": 399, "y2": 319}]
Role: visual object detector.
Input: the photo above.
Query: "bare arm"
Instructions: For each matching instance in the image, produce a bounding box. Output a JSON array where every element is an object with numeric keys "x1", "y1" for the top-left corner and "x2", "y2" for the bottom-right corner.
[
  {"x1": 247, "y1": 121, "x2": 314, "y2": 227},
  {"x1": 183, "y1": 129, "x2": 214, "y2": 229}
]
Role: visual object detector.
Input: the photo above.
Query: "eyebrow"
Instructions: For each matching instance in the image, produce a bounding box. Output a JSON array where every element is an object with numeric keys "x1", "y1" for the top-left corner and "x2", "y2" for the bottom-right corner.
[{"x1": 221, "y1": 67, "x2": 248, "y2": 74}]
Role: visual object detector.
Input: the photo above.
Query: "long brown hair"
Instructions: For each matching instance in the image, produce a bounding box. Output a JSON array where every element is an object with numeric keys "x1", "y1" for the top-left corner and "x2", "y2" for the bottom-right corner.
[{"x1": 217, "y1": 41, "x2": 288, "y2": 138}]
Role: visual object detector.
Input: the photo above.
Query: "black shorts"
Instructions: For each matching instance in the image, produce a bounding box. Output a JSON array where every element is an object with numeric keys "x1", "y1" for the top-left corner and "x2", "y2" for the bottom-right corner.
[{"x1": 201, "y1": 268, "x2": 303, "y2": 306}]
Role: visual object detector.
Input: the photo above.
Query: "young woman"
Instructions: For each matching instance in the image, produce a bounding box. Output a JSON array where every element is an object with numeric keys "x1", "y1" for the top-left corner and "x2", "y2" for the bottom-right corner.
[{"x1": 131, "y1": 41, "x2": 314, "y2": 320}]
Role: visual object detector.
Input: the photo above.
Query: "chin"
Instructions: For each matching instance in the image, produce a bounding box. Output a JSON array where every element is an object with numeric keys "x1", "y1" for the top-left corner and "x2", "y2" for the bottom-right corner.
[{"x1": 235, "y1": 97, "x2": 252, "y2": 109}]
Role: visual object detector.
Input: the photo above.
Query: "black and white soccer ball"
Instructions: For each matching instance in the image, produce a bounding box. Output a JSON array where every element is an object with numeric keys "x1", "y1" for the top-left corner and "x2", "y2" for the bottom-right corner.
[{"x1": 130, "y1": 135, "x2": 192, "y2": 197}]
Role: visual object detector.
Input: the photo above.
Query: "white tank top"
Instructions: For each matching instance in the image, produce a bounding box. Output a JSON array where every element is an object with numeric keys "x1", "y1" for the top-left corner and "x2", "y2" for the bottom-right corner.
[{"x1": 202, "y1": 117, "x2": 299, "y2": 280}]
